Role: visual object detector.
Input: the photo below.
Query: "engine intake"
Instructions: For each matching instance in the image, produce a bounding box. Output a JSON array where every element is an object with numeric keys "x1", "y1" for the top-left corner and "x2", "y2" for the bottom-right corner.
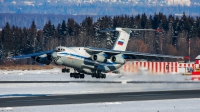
[
  {"x1": 35, "y1": 54, "x2": 52, "y2": 65},
  {"x1": 91, "y1": 54, "x2": 106, "y2": 63},
  {"x1": 110, "y1": 55, "x2": 125, "y2": 64}
]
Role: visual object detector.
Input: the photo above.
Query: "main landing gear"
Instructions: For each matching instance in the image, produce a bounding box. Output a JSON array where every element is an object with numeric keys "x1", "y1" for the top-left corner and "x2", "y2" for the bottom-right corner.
[
  {"x1": 91, "y1": 73, "x2": 106, "y2": 79},
  {"x1": 70, "y1": 73, "x2": 85, "y2": 79}
]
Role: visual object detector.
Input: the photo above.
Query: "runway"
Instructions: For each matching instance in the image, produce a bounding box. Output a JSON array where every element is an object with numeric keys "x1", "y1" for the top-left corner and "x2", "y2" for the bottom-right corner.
[
  {"x1": 1, "y1": 81, "x2": 200, "y2": 83},
  {"x1": 1, "y1": 89, "x2": 200, "y2": 107}
]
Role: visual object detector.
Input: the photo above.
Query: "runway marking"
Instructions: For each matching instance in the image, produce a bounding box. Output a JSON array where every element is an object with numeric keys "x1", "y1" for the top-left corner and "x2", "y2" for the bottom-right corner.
[
  {"x1": 35, "y1": 98, "x2": 66, "y2": 101},
  {"x1": 6, "y1": 98, "x2": 66, "y2": 103},
  {"x1": 80, "y1": 91, "x2": 97, "y2": 93},
  {"x1": 7, "y1": 100, "x2": 34, "y2": 102},
  {"x1": 103, "y1": 102, "x2": 121, "y2": 105},
  {"x1": 36, "y1": 99, "x2": 55, "y2": 101},
  {"x1": 0, "y1": 94, "x2": 50, "y2": 98},
  {"x1": 119, "y1": 93, "x2": 171, "y2": 97}
]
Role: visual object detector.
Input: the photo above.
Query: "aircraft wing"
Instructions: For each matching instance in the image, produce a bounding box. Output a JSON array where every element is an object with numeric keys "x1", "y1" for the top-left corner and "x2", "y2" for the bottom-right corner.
[
  {"x1": 85, "y1": 47, "x2": 184, "y2": 60},
  {"x1": 9, "y1": 50, "x2": 54, "y2": 60},
  {"x1": 122, "y1": 51, "x2": 183, "y2": 60},
  {"x1": 85, "y1": 47, "x2": 120, "y2": 55}
]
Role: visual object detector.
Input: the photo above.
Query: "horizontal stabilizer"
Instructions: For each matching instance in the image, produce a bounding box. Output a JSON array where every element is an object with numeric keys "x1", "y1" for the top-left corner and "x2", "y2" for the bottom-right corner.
[{"x1": 100, "y1": 28, "x2": 155, "y2": 33}]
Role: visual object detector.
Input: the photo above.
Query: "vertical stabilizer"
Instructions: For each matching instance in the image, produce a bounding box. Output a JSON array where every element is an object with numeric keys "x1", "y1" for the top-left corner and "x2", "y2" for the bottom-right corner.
[
  {"x1": 112, "y1": 28, "x2": 132, "y2": 51},
  {"x1": 100, "y1": 27, "x2": 155, "y2": 51}
]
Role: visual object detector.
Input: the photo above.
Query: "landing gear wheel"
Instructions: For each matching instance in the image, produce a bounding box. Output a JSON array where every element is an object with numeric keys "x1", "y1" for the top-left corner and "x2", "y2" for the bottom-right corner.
[
  {"x1": 95, "y1": 74, "x2": 98, "y2": 78},
  {"x1": 80, "y1": 74, "x2": 85, "y2": 79},
  {"x1": 92, "y1": 73, "x2": 95, "y2": 78},
  {"x1": 104, "y1": 74, "x2": 106, "y2": 78},
  {"x1": 99, "y1": 74, "x2": 102, "y2": 78},
  {"x1": 62, "y1": 68, "x2": 70, "y2": 73},
  {"x1": 62, "y1": 68, "x2": 66, "y2": 73},
  {"x1": 70, "y1": 73, "x2": 74, "y2": 78},
  {"x1": 96, "y1": 73, "x2": 101, "y2": 79},
  {"x1": 75, "y1": 73, "x2": 80, "y2": 79},
  {"x1": 101, "y1": 74, "x2": 106, "y2": 79},
  {"x1": 70, "y1": 73, "x2": 84, "y2": 79},
  {"x1": 70, "y1": 73, "x2": 72, "y2": 77},
  {"x1": 74, "y1": 73, "x2": 77, "y2": 78},
  {"x1": 91, "y1": 73, "x2": 106, "y2": 79}
]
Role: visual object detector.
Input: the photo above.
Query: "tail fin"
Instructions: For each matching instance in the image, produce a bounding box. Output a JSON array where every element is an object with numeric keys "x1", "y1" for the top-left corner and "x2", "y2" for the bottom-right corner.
[
  {"x1": 100, "y1": 27, "x2": 155, "y2": 51},
  {"x1": 112, "y1": 28, "x2": 131, "y2": 51}
]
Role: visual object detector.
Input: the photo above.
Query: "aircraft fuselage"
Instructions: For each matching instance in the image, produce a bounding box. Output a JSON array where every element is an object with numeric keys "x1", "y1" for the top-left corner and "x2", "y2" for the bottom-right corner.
[{"x1": 53, "y1": 47, "x2": 123, "y2": 74}]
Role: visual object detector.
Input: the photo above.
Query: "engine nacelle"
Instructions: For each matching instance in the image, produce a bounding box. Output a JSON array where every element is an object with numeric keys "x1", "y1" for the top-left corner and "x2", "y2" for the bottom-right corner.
[
  {"x1": 91, "y1": 54, "x2": 107, "y2": 63},
  {"x1": 110, "y1": 55, "x2": 125, "y2": 64},
  {"x1": 35, "y1": 54, "x2": 52, "y2": 65}
]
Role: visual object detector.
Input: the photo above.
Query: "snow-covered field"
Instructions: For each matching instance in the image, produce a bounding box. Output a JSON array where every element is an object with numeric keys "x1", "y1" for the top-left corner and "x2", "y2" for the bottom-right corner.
[
  {"x1": 1, "y1": 68, "x2": 199, "y2": 95},
  {"x1": 1, "y1": 68, "x2": 200, "y2": 111},
  {"x1": 0, "y1": 68, "x2": 193, "y2": 81}
]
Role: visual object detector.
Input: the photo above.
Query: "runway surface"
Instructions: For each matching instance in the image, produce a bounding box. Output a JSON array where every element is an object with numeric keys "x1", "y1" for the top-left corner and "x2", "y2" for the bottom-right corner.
[
  {"x1": 1, "y1": 89, "x2": 200, "y2": 107},
  {"x1": 1, "y1": 81, "x2": 200, "y2": 83}
]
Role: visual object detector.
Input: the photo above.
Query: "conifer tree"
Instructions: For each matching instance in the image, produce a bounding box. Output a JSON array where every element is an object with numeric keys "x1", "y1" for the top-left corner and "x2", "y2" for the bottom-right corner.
[{"x1": 1, "y1": 22, "x2": 12, "y2": 58}]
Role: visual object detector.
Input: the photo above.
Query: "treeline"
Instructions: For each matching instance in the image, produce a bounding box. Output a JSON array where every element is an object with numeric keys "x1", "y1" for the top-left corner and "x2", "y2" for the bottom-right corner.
[{"x1": 1, "y1": 12, "x2": 200, "y2": 65}]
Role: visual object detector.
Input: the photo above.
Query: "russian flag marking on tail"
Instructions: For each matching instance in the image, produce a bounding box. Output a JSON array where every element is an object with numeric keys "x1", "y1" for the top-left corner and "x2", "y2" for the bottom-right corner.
[
  {"x1": 117, "y1": 39, "x2": 124, "y2": 46},
  {"x1": 110, "y1": 27, "x2": 155, "y2": 51}
]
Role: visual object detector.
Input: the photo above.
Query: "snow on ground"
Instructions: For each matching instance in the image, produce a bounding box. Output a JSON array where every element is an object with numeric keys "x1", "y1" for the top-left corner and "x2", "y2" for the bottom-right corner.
[
  {"x1": 1, "y1": 98, "x2": 200, "y2": 112},
  {"x1": 0, "y1": 68, "x2": 192, "y2": 81},
  {"x1": 2, "y1": 83, "x2": 200, "y2": 95},
  {"x1": 1, "y1": 68, "x2": 200, "y2": 111},
  {"x1": 0, "y1": 68, "x2": 200, "y2": 95}
]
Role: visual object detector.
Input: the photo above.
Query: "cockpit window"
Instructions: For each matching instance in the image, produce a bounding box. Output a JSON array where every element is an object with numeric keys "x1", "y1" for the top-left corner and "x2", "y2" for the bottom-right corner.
[{"x1": 56, "y1": 47, "x2": 65, "y2": 52}]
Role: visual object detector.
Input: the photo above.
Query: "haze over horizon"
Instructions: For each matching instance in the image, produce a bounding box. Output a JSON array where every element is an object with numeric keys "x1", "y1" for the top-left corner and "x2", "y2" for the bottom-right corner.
[
  {"x1": 0, "y1": 0, "x2": 199, "y2": 15},
  {"x1": 0, "y1": 0, "x2": 199, "y2": 28}
]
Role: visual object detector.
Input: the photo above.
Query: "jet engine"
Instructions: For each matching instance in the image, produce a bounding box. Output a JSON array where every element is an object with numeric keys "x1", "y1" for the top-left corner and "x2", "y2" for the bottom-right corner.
[
  {"x1": 35, "y1": 54, "x2": 52, "y2": 65},
  {"x1": 110, "y1": 55, "x2": 125, "y2": 64},
  {"x1": 91, "y1": 54, "x2": 107, "y2": 63}
]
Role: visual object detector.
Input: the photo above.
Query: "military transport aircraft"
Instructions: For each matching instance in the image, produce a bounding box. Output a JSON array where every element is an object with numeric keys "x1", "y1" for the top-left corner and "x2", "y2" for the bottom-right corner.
[{"x1": 11, "y1": 27, "x2": 184, "y2": 79}]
